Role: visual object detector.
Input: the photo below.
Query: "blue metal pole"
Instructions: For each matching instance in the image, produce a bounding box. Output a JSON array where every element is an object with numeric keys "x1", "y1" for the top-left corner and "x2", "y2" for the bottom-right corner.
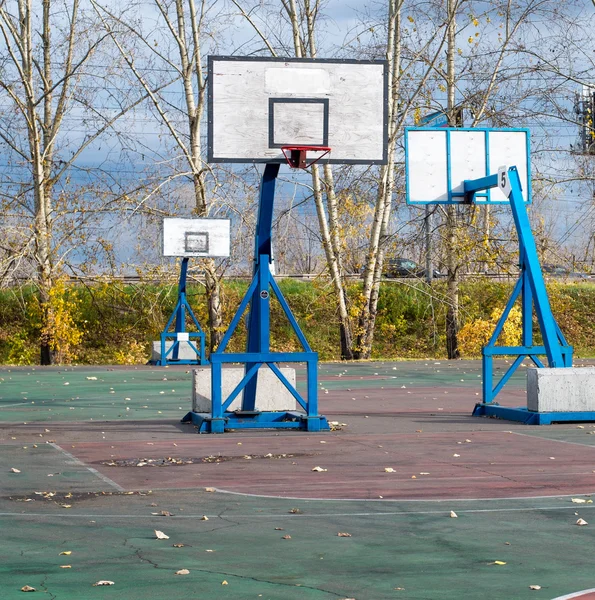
[
  {"x1": 173, "y1": 257, "x2": 189, "y2": 361},
  {"x1": 506, "y1": 168, "x2": 564, "y2": 366},
  {"x1": 521, "y1": 249, "x2": 533, "y2": 347},
  {"x1": 243, "y1": 164, "x2": 280, "y2": 411}
]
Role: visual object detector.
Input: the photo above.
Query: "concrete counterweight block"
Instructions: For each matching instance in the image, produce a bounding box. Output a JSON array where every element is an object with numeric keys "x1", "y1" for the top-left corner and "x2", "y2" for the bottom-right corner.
[
  {"x1": 151, "y1": 341, "x2": 197, "y2": 362},
  {"x1": 192, "y1": 367, "x2": 297, "y2": 413},
  {"x1": 527, "y1": 367, "x2": 595, "y2": 412}
]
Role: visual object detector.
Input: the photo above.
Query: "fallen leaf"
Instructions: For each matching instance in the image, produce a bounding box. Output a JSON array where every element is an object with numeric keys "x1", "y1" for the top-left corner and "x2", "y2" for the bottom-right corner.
[
  {"x1": 173, "y1": 544, "x2": 184, "y2": 548},
  {"x1": 275, "y1": 527, "x2": 284, "y2": 531},
  {"x1": 311, "y1": 466, "x2": 327, "y2": 472},
  {"x1": 453, "y1": 454, "x2": 460, "y2": 458},
  {"x1": 10, "y1": 468, "x2": 21, "y2": 473},
  {"x1": 205, "y1": 487, "x2": 215, "y2": 492},
  {"x1": 337, "y1": 532, "x2": 352, "y2": 537},
  {"x1": 59, "y1": 565, "x2": 71, "y2": 569},
  {"x1": 289, "y1": 508, "x2": 302, "y2": 514},
  {"x1": 576, "y1": 518, "x2": 588, "y2": 526},
  {"x1": 493, "y1": 561, "x2": 506, "y2": 565},
  {"x1": 221, "y1": 580, "x2": 228, "y2": 585},
  {"x1": 529, "y1": 585, "x2": 542, "y2": 590},
  {"x1": 61, "y1": 504, "x2": 72, "y2": 509},
  {"x1": 93, "y1": 581, "x2": 115, "y2": 586},
  {"x1": 155, "y1": 530, "x2": 170, "y2": 539},
  {"x1": 86, "y1": 377, "x2": 97, "y2": 380},
  {"x1": 160, "y1": 510, "x2": 172, "y2": 517},
  {"x1": 411, "y1": 475, "x2": 417, "y2": 479},
  {"x1": 201, "y1": 515, "x2": 209, "y2": 521},
  {"x1": 282, "y1": 535, "x2": 291, "y2": 539},
  {"x1": 572, "y1": 498, "x2": 587, "y2": 504},
  {"x1": 450, "y1": 511, "x2": 458, "y2": 518},
  {"x1": 21, "y1": 585, "x2": 36, "y2": 592},
  {"x1": 384, "y1": 467, "x2": 396, "y2": 473},
  {"x1": 175, "y1": 569, "x2": 190, "y2": 575}
]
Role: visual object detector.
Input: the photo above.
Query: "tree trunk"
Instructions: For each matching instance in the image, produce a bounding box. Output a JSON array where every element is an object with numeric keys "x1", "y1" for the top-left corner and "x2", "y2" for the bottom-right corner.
[{"x1": 445, "y1": 0, "x2": 460, "y2": 359}]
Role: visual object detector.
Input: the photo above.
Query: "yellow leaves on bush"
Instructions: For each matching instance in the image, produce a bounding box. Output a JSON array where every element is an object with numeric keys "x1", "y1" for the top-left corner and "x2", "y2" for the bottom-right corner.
[
  {"x1": 113, "y1": 340, "x2": 148, "y2": 365},
  {"x1": 459, "y1": 306, "x2": 522, "y2": 357}
]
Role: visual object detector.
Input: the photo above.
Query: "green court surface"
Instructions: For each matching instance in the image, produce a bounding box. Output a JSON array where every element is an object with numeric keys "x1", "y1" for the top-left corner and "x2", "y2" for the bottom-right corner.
[{"x1": 2, "y1": 361, "x2": 595, "y2": 599}]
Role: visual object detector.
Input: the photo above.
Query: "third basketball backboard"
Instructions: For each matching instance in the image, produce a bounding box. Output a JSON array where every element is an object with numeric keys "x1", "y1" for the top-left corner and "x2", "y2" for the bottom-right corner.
[
  {"x1": 405, "y1": 127, "x2": 531, "y2": 204},
  {"x1": 208, "y1": 56, "x2": 388, "y2": 165}
]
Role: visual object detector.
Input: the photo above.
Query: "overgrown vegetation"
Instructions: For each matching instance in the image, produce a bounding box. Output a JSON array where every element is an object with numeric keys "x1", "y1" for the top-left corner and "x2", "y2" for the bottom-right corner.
[{"x1": 1, "y1": 278, "x2": 594, "y2": 365}]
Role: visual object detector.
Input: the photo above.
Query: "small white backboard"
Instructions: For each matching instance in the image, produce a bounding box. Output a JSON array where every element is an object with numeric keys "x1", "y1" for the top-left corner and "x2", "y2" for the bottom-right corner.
[
  {"x1": 208, "y1": 56, "x2": 388, "y2": 165},
  {"x1": 405, "y1": 127, "x2": 531, "y2": 204},
  {"x1": 162, "y1": 218, "x2": 231, "y2": 258}
]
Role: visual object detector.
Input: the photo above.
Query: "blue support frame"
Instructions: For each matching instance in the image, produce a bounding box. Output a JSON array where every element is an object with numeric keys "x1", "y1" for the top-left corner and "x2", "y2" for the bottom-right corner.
[
  {"x1": 463, "y1": 167, "x2": 584, "y2": 424},
  {"x1": 182, "y1": 164, "x2": 329, "y2": 433},
  {"x1": 157, "y1": 257, "x2": 208, "y2": 366}
]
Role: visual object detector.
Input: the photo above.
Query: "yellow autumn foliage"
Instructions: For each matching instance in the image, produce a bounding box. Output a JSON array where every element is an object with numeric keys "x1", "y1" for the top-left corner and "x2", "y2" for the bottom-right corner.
[{"x1": 459, "y1": 306, "x2": 522, "y2": 357}]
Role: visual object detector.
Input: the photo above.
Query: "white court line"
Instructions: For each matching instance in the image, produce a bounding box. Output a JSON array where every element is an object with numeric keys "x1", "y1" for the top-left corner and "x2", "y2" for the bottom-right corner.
[
  {"x1": 152, "y1": 486, "x2": 595, "y2": 503},
  {"x1": 49, "y1": 442, "x2": 124, "y2": 492},
  {"x1": 510, "y1": 430, "x2": 595, "y2": 449},
  {"x1": 0, "y1": 402, "x2": 35, "y2": 408},
  {"x1": 0, "y1": 504, "x2": 593, "y2": 519},
  {"x1": 551, "y1": 590, "x2": 595, "y2": 600}
]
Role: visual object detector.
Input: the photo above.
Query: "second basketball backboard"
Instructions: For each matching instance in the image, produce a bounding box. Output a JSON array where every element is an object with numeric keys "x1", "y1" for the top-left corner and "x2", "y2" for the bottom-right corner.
[
  {"x1": 208, "y1": 56, "x2": 388, "y2": 165},
  {"x1": 405, "y1": 127, "x2": 531, "y2": 204},
  {"x1": 163, "y1": 218, "x2": 230, "y2": 258}
]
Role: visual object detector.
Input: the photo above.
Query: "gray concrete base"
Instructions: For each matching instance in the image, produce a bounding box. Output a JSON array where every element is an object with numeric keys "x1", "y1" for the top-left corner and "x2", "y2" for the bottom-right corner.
[
  {"x1": 151, "y1": 340, "x2": 198, "y2": 362},
  {"x1": 192, "y1": 367, "x2": 297, "y2": 412},
  {"x1": 527, "y1": 367, "x2": 595, "y2": 412}
]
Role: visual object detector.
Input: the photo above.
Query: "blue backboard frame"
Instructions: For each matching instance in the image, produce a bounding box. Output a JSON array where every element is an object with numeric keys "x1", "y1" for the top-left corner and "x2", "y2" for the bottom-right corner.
[{"x1": 404, "y1": 127, "x2": 532, "y2": 205}]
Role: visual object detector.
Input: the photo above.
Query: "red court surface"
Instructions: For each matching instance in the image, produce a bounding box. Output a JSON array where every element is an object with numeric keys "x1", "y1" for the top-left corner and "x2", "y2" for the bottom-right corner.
[{"x1": 65, "y1": 429, "x2": 595, "y2": 500}]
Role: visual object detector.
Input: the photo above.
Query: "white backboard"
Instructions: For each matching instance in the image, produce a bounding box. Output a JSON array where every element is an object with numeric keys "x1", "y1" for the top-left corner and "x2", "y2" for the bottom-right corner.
[
  {"x1": 162, "y1": 218, "x2": 231, "y2": 258},
  {"x1": 208, "y1": 56, "x2": 388, "y2": 165},
  {"x1": 405, "y1": 128, "x2": 531, "y2": 204}
]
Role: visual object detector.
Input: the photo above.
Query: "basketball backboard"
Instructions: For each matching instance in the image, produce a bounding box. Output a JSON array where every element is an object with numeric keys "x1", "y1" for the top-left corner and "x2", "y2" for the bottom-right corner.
[
  {"x1": 162, "y1": 218, "x2": 231, "y2": 258},
  {"x1": 208, "y1": 56, "x2": 388, "y2": 165},
  {"x1": 405, "y1": 127, "x2": 531, "y2": 204}
]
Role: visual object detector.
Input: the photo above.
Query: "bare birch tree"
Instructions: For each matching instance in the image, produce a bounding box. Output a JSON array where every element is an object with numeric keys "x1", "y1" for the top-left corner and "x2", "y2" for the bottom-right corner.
[
  {"x1": 0, "y1": 0, "x2": 149, "y2": 363},
  {"x1": 92, "y1": 0, "x2": 227, "y2": 351}
]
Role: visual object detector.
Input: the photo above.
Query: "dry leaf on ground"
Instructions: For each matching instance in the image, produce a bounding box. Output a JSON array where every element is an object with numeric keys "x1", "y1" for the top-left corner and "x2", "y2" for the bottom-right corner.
[
  {"x1": 59, "y1": 565, "x2": 71, "y2": 569},
  {"x1": 21, "y1": 585, "x2": 36, "y2": 592},
  {"x1": 576, "y1": 518, "x2": 588, "y2": 526},
  {"x1": 59, "y1": 551, "x2": 71, "y2": 556},
  {"x1": 175, "y1": 569, "x2": 190, "y2": 575},
  {"x1": 282, "y1": 535, "x2": 292, "y2": 539},
  {"x1": 529, "y1": 585, "x2": 542, "y2": 590},
  {"x1": 384, "y1": 467, "x2": 396, "y2": 473},
  {"x1": 201, "y1": 515, "x2": 209, "y2": 521},
  {"x1": 337, "y1": 532, "x2": 352, "y2": 537},
  {"x1": 205, "y1": 487, "x2": 215, "y2": 492},
  {"x1": 493, "y1": 561, "x2": 506, "y2": 565},
  {"x1": 93, "y1": 581, "x2": 115, "y2": 586},
  {"x1": 173, "y1": 544, "x2": 184, "y2": 548},
  {"x1": 10, "y1": 468, "x2": 21, "y2": 473},
  {"x1": 450, "y1": 511, "x2": 458, "y2": 518},
  {"x1": 221, "y1": 580, "x2": 228, "y2": 585},
  {"x1": 154, "y1": 530, "x2": 170, "y2": 539},
  {"x1": 311, "y1": 466, "x2": 327, "y2": 472}
]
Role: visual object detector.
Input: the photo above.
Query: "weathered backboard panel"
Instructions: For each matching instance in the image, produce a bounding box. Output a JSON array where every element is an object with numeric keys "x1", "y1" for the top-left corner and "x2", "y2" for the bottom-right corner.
[
  {"x1": 162, "y1": 218, "x2": 231, "y2": 258},
  {"x1": 208, "y1": 56, "x2": 388, "y2": 165},
  {"x1": 405, "y1": 127, "x2": 531, "y2": 204}
]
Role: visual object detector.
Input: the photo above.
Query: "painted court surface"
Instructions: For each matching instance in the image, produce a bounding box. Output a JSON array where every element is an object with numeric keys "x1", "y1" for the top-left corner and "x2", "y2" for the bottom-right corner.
[{"x1": 1, "y1": 360, "x2": 595, "y2": 599}]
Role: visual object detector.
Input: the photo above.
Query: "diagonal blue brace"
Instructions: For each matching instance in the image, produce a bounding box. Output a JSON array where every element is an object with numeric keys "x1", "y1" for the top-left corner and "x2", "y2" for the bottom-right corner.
[
  {"x1": 182, "y1": 163, "x2": 329, "y2": 433},
  {"x1": 158, "y1": 257, "x2": 207, "y2": 366},
  {"x1": 464, "y1": 168, "x2": 572, "y2": 413}
]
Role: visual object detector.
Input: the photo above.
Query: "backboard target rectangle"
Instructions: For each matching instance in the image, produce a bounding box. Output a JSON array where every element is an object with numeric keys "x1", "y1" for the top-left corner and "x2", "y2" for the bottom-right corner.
[
  {"x1": 208, "y1": 56, "x2": 388, "y2": 165},
  {"x1": 269, "y1": 98, "x2": 329, "y2": 148},
  {"x1": 405, "y1": 127, "x2": 531, "y2": 204},
  {"x1": 163, "y1": 218, "x2": 231, "y2": 258}
]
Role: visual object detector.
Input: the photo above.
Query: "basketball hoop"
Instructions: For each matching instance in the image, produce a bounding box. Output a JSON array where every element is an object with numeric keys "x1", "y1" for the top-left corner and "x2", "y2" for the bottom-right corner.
[{"x1": 281, "y1": 146, "x2": 331, "y2": 169}]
